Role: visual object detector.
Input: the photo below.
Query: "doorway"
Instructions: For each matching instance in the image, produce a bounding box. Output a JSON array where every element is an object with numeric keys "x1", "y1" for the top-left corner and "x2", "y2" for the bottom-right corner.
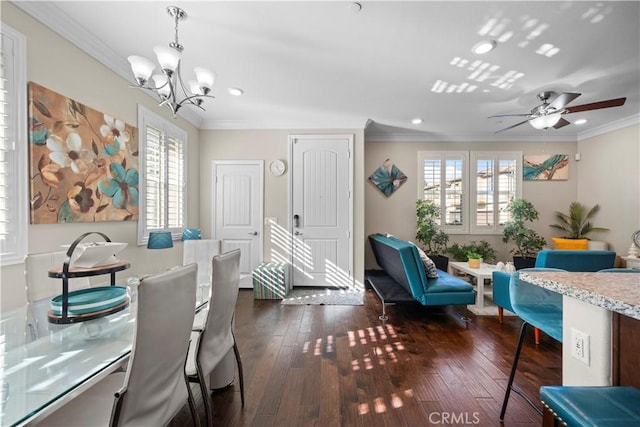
[
  {"x1": 212, "y1": 160, "x2": 263, "y2": 288},
  {"x1": 289, "y1": 135, "x2": 353, "y2": 288}
]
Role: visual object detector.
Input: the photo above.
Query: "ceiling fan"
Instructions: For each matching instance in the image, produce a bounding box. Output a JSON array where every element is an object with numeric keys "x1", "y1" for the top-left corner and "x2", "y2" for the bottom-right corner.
[{"x1": 490, "y1": 91, "x2": 626, "y2": 133}]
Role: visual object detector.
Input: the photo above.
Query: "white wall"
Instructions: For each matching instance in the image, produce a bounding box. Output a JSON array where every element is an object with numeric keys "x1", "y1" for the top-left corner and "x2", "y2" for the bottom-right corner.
[
  {"x1": 0, "y1": 4, "x2": 201, "y2": 310},
  {"x1": 198, "y1": 129, "x2": 366, "y2": 287},
  {"x1": 364, "y1": 139, "x2": 579, "y2": 267},
  {"x1": 577, "y1": 124, "x2": 640, "y2": 253}
]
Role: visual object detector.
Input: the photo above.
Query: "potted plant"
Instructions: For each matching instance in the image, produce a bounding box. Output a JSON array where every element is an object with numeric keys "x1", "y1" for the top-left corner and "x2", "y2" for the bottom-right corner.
[
  {"x1": 447, "y1": 240, "x2": 497, "y2": 263},
  {"x1": 550, "y1": 201, "x2": 609, "y2": 249},
  {"x1": 416, "y1": 199, "x2": 450, "y2": 271},
  {"x1": 466, "y1": 251, "x2": 482, "y2": 268},
  {"x1": 502, "y1": 199, "x2": 547, "y2": 269}
]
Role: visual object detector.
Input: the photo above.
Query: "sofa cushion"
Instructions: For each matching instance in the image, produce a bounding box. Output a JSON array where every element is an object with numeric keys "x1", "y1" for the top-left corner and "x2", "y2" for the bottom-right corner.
[
  {"x1": 411, "y1": 243, "x2": 439, "y2": 279},
  {"x1": 426, "y1": 270, "x2": 473, "y2": 293},
  {"x1": 535, "y1": 249, "x2": 616, "y2": 271}
]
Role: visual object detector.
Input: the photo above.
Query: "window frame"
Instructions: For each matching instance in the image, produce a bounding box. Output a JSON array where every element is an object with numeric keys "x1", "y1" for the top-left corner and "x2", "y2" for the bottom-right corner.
[
  {"x1": 0, "y1": 24, "x2": 28, "y2": 266},
  {"x1": 136, "y1": 105, "x2": 187, "y2": 246},
  {"x1": 469, "y1": 151, "x2": 522, "y2": 234},
  {"x1": 417, "y1": 150, "x2": 522, "y2": 236}
]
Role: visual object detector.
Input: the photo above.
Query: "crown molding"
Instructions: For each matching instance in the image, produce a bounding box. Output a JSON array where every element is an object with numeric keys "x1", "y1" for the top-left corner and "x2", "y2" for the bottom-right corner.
[
  {"x1": 11, "y1": 1, "x2": 204, "y2": 129},
  {"x1": 200, "y1": 118, "x2": 368, "y2": 130},
  {"x1": 577, "y1": 113, "x2": 640, "y2": 141},
  {"x1": 363, "y1": 130, "x2": 577, "y2": 143}
]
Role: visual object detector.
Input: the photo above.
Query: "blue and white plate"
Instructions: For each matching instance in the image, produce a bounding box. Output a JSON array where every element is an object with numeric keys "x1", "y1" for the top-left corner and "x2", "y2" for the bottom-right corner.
[{"x1": 51, "y1": 286, "x2": 128, "y2": 316}]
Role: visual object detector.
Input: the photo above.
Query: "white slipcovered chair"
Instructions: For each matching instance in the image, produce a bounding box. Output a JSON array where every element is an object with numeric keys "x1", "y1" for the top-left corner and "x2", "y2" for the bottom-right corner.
[
  {"x1": 39, "y1": 263, "x2": 199, "y2": 427},
  {"x1": 25, "y1": 250, "x2": 91, "y2": 302},
  {"x1": 186, "y1": 249, "x2": 245, "y2": 427}
]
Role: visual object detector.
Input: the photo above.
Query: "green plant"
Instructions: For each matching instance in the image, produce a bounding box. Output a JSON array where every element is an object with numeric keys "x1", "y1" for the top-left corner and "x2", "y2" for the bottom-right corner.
[
  {"x1": 502, "y1": 199, "x2": 547, "y2": 258},
  {"x1": 447, "y1": 240, "x2": 496, "y2": 262},
  {"x1": 466, "y1": 251, "x2": 482, "y2": 260},
  {"x1": 549, "y1": 201, "x2": 609, "y2": 239},
  {"x1": 416, "y1": 199, "x2": 449, "y2": 255}
]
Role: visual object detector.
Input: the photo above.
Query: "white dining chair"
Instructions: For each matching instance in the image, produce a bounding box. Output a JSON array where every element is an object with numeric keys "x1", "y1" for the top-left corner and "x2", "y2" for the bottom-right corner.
[
  {"x1": 38, "y1": 263, "x2": 200, "y2": 427},
  {"x1": 186, "y1": 249, "x2": 244, "y2": 427},
  {"x1": 25, "y1": 250, "x2": 91, "y2": 302}
]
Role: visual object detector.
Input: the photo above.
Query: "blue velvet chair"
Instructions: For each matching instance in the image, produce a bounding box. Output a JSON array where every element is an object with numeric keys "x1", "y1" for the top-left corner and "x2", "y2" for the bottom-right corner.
[
  {"x1": 500, "y1": 268, "x2": 565, "y2": 422},
  {"x1": 493, "y1": 250, "x2": 617, "y2": 342}
]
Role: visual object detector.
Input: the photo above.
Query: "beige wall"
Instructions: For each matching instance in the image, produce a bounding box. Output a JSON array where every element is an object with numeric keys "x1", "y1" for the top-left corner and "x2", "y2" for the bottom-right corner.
[
  {"x1": 199, "y1": 129, "x2": 366, "y2": 287},
  {"x1": 577, "y1": 124, "x2": 640, "y2": 253},
  {"x1": 0, "y1": 4, "x2": 201, "y2": 310},
  {"x1": 364, "y1": 139, "x2": 579, "y2": 267}
]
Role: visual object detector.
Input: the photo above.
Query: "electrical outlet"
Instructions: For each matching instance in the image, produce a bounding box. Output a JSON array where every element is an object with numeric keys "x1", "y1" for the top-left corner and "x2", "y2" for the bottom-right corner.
[{"x1": 571, "y1": 328, "x2": 590, "y2": 365}]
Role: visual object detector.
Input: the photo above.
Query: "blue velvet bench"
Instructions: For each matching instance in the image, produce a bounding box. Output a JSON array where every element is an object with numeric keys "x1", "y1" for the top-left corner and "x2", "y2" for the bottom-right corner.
[
  {"x1": 366, "y1": 234, "x2": 476, "y2": 320},
  {"x1": 540, "y1": 385, "x2": 640, "y2": 426}
]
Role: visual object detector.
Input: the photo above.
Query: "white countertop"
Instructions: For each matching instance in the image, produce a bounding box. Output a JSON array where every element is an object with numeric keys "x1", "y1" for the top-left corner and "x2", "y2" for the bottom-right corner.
[{"x1": 520, "y1": 271, "x2": 640, "y2": 320}]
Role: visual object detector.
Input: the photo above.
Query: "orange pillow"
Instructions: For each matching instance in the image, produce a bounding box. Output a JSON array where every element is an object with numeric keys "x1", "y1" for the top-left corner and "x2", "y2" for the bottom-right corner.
[{"x1": 552, "y1": 237, "x2": 588, "y2": 250}]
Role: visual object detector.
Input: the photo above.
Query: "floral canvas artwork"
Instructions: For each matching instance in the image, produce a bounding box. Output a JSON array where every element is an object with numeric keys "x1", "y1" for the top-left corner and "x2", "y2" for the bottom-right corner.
[
  {"x1": 28, "y1": 82, "x2": 139, "y2": 224},
  {"x1": 369, "y1": 159, "x2": 407, "y2": 197},
  {"x1": 523, "y1": 154, "x2": 569, "y2": 181}
]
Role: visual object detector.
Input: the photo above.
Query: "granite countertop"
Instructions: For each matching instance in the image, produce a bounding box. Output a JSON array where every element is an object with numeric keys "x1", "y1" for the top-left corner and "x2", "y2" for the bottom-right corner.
[{"x1": 519, "y1": 271, "x2": 640, "y2": 321}]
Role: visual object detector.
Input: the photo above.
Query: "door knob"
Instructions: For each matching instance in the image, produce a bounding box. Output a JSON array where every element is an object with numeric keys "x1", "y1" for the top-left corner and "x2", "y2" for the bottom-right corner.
[
  {"x1": 248, "y1": 231, "x2": 258, "y2": 236},
  {"x1": 294, "y1": 231, "x2": 303, "y2": 235}
]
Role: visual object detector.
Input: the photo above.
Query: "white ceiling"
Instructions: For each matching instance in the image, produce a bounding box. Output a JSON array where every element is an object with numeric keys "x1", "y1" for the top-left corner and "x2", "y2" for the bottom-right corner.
[{"x1": 13, "y1": 1, "x2": 640, "y2": 141}]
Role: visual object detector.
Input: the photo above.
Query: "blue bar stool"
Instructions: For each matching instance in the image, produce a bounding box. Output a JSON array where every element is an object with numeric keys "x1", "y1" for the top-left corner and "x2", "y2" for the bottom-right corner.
[
  {"x1": 540, "y1": 386, "x2": 640, "y2": 426},
  {"x1": 500, "y1": 268, "x2": 566, "y2": 422}
]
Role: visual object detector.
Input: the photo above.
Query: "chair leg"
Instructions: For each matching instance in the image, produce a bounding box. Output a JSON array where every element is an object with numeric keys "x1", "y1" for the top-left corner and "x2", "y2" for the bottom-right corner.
[
  {"x1": 534, "y1": 327, "x2": 540, "y2": 345},
  {"x1": 185, "y1": 375, "x2": 201, "y2": 427},
  {"x1": 232, "y1": 333, "x2": 245, "y2": 407},
  {"x1": 196, "y1": 363, "x2": 214, "y2": 427},
  {"x1": 498, "y1": 307, "x2": 504, "y2": 323},
  {"x1": 499, "y1": 321, "x2": 528, "y2": 421}
]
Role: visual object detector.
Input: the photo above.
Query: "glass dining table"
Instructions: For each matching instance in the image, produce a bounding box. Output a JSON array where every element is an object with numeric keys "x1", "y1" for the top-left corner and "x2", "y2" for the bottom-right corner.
[{"x1": 0, "y1": 285, "x2": 209, "y2": 426}]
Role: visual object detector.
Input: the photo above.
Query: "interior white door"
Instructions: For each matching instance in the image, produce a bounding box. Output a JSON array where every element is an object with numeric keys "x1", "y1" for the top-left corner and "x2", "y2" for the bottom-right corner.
[
  {"x1": 213, "y1": 161, "x2": 263, "y2": 288},
  {"x1": 290, "y1": 135, "x2": 353, "y2": 288}
]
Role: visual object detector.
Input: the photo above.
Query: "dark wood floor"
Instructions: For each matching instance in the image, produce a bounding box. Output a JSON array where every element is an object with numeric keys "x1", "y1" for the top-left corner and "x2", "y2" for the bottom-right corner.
[{"x1": 171, "y1": 288, "x2": 562, "y2": 426}]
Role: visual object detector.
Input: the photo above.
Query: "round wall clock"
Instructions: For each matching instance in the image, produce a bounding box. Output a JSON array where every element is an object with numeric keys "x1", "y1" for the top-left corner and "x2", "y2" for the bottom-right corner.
[
  {"x1": 633, "y1": 230, "x2": 640, "y2": 248},
  {"x1": 269, "y1": 159, "x2": 286, "y2": 176}
]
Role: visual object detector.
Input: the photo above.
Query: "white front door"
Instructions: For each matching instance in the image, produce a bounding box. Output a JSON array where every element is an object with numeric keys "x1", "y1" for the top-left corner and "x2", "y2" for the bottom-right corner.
[
  {"x1": 290, "y1": 135, "x2": 353, "y2": 287},
  {"x1": 213, "y1": 161, "x2": 263, "y2": 288}
]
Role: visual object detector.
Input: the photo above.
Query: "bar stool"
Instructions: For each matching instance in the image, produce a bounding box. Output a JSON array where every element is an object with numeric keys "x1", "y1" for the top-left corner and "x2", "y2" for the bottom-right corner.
[
  {"x1": 499, "y1": 268, "x2": 566, "y2": 422},
  {"x1": 540, "y1": 385, "x2": 640, "y2": 426}
]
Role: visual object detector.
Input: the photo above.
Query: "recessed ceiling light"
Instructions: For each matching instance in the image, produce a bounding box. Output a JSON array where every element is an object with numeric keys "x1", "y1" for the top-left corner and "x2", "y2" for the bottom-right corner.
[
  {"x1": 411, "y1": 118, "x2": 423, "y2": 125},
  {"x1": 228, "y1": 87, "x2": 244, "y2": 96},
  {"x1": 574, "y1": 118, "x2": 587, "y2": 125},
  {"x1": 350, "y1": 2, "x2": 362, "y2": 13},
  {"x1": 472, "y1": 40, "x2": 497, "y2": 55}
]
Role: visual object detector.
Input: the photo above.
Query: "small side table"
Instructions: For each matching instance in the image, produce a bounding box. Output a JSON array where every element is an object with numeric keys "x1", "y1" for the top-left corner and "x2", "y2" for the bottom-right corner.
[
  {"x1": 448, "y1": 261, "x2": 498, "y2": 315},
  {"x1": 622, "y1": 256, "x2": 640, "y2": 270}
]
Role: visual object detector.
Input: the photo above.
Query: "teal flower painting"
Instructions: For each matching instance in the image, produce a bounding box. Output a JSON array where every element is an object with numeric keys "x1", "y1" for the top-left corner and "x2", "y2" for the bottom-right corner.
[
  {"x1": 523, "y1": 154, "x2": 569, "y2": 180},
  {"x1": 369, "y1": 159, "x2": 407, "y2": 197},
  {"x1": 28, "y1": 82, "x2": 138, "y2": 223}
]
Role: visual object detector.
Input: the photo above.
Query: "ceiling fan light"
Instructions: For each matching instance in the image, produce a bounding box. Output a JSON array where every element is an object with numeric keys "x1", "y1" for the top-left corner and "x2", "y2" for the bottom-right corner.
[
  {"x1": 153, "y1": 45, "x2": 181, "y2": 74},
  {"x1": 530, "y1": 112, "x2": 562, "y2": 130},
  {"x1": 127, "y1": 55, "x2": 156, "y2": 85},
  {"x1": 472, "y1": 40, "x2": 496, "y2": 55}
]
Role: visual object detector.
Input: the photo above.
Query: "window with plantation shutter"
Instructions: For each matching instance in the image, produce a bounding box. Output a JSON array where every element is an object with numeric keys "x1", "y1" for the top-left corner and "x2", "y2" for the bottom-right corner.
[
  {"x1": 137, "y1": 106, "x2": 186, "y2": 245},
  {"x1": 418, "y1": 150, "x2": 521, "y2": 235},
  {"x1": 0, "y1": 25, "x2": 27, "y2": 266}
]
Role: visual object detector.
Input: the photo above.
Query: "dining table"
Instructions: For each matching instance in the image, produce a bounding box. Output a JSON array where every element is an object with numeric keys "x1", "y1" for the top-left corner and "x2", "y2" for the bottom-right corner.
[{"x1": 0, "y1": 282, "x2": 210, "y2": 426}]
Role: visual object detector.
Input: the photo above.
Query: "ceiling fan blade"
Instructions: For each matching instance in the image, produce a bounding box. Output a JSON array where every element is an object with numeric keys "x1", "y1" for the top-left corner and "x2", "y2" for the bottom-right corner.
[
  {"x1": 488, "y1": 113, "x2": 531, "y2": 118},
  {"x1": 547, "y1": 92, "x2": 581, "y2": 110},
  {"x1": 494, "y1": 119, "x2": 530, "y2": 134},
  {"x1": 564, "y1": 97, "x2": 626, "y2": 114},
  {"x1": 553, "y1": 117, "x2": 571, "y2": 129}
]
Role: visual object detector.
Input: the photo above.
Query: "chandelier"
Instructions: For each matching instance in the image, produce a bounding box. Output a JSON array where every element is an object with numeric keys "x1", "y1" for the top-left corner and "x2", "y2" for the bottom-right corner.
[{"x1": 127, "y1": 6, "x2": 215, "y2": 117}]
